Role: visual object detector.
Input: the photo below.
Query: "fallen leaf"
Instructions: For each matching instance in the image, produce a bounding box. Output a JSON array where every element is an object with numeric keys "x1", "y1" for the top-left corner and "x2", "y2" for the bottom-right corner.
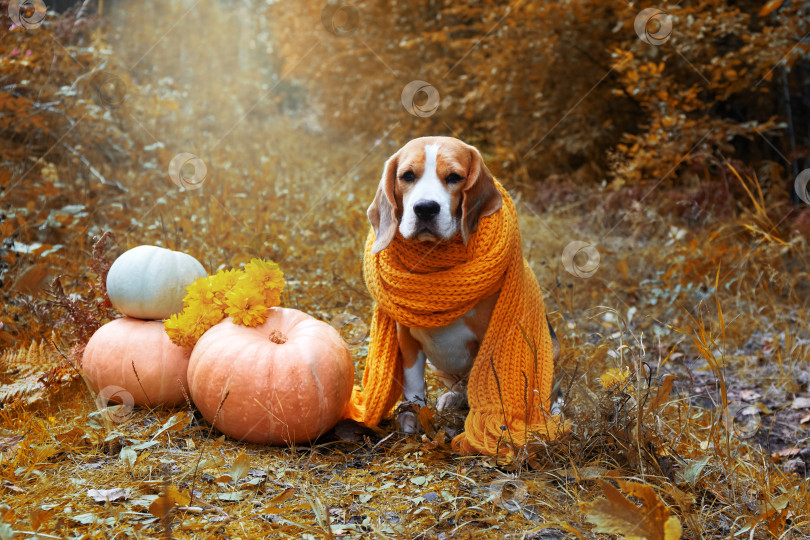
[
  {"x1": 149, "y1": 496, "x2": 175, "y2": 520},
  {"x1": 129, "y1": 440, "x2": 160, "y2": 451},
  {"x1": 759, "y1": 490, "x2": 793, "y2": 536},
  {"x1": 649, "y1": 374, "x2": 676, "y2": 410},
  {"x1": 2, "y1": 481, "x2": 24, "y2": 493},
  {"x1": 197, "y1": 455, "x2": 226, "y2": 470},
  {"x1": 71, "y1": 513, "x2": 116, "y2": 526},
  {"x1": 120, "y1": 446, "x2": 137, "y2": 472},
  {"x1": 581, "y1": 480, "x2": 682, "y2": 540},
  {"x1": 54, "y1": 426, "x2": 92, "y2": 447},
  {"x1": 774, "y1": 447, "x2": 800, "y2": 458},
  {"x1": 0, "y1": 435, "x2": 23, "y2": 452},
  {"x1": 28, "y1": 507, "x2": 56, "y2": 530},
  {"x1": 676, "y1": 456, "x2": 710, "y2": 487},
  {"x1": 88, "y1": 488, "x2": 130, "y2": 503},
  {"x1": 759, "y1": 0, "x2": 784, "y2": 16},
  {"x1": 418, "y1": 406, "x2": 436, "y2": 437},
  {"x1": 422, "y1": 429, "x2": 450, "y2": 452},
  {"x1": 11, "y1": 263, "x2": 51, "y2": 294},
  {"x1": 151, "y1": 411, "x2": 192, "y2": 439},
  {"x1": 791, "y1": 397, "x2": 810, "y2": 409},
  {"x1": 267, "y1": 487, "x2": 295, "y2": 505},
  {"x1": 214, "y1": 491, "x2": 249, "y2": 502},
  {"x1": 230, "y1": 452, "x2": 252, "y2": 483},
  {"x1": 149, "y1": 485, "x2": 190, "y2": 519},
  {"x1": 129, "y1": 494, "x2": 159, "y2": 509},
  {"x1": 410, "y1": 476, "x2": 428, "y2": 486}
]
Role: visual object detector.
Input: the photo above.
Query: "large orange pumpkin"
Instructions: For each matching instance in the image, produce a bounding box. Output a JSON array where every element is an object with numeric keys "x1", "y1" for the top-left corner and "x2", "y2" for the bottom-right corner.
[
  {"x1": 187, "y1": 307, "x2": 354, "y2": 444},
  {"x1": 82, "y1": 318, "x2": 191, "y2": 407}
]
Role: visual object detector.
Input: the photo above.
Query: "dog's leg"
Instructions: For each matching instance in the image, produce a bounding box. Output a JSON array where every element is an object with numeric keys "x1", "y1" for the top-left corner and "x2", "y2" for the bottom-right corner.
[
  {"x1": 428, "y1": 364, "x2": 469, "y2": 412},
  {"x1": 397, "y1": 324, "x2": 426, "y2": 433}
]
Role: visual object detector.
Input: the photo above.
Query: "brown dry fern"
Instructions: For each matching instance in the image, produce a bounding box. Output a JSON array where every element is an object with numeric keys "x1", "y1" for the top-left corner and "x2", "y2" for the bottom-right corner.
[{"x1": 0, "y1": 340, "x2": 78, "y2": 406}]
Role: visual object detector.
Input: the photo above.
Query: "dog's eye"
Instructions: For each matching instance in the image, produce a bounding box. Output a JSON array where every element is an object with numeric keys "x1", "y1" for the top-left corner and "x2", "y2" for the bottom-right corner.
[
  {"x1": 445, "y1": 173, "x2": 464, "y2": 184},
  {"x1": 400, "y1": 171, "x2": 416, "y2": 183}
]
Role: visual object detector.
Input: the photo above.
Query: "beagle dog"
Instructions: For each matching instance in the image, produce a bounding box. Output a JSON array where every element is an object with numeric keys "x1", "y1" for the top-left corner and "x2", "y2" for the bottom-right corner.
[{"x1": 367, "y1": 136, "x2": 560, "y2": 433}]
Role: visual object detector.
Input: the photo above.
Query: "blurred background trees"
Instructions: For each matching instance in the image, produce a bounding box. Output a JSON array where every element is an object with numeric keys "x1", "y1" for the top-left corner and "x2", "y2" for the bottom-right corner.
[
  {"x1": 5, "y1": 0, "x2": 809, "y2": 193},
  {"x1": 270, "y1": 0, "x2": 810, "y2": 197}
]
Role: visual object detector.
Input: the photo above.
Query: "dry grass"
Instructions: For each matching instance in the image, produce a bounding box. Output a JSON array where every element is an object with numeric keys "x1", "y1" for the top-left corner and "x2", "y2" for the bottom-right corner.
[{"x1": 2, "y1": 2, "x2": 810, "y2": 539}]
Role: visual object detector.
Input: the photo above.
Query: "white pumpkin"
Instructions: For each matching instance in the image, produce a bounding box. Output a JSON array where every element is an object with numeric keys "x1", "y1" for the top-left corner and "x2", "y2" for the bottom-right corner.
[{"x1": 106, "y1": 245, "x2": 206, "y2": 320}]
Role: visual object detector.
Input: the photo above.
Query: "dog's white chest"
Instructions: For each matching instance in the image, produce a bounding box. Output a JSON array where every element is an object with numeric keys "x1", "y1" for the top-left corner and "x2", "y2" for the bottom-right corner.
[{"x1": 409, "y1": 310, "x2": 478, "y2": 376}]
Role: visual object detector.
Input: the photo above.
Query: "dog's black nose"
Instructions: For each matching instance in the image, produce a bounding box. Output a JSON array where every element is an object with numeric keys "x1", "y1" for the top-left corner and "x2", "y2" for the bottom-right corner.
[{"x1": 413, "y1": 200, "x2": 440, "y2": 221}]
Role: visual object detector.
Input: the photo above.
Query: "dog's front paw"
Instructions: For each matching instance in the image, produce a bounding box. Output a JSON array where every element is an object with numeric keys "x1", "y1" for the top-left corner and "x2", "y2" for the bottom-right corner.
[
  {"x1": 398, "y1": 410, "x2": 418, "y2": 433},
  {"x1": 437, "y1": 390, "x2": 468, "y2": 412},
  {"x1": 396, "y1": 401, "x2": 422, "y2": 434}
]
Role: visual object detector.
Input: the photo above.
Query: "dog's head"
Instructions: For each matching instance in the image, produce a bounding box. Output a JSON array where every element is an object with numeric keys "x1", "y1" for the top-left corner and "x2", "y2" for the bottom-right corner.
[{"x1": 367, "y1": 136, "x2": 503, "y2": 254}]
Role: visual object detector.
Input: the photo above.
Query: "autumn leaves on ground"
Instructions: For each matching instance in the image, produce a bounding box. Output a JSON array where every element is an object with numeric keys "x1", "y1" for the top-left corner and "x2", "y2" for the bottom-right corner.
[{"x1": 2, "y1": 1, "x2": 810, "y2": 538}]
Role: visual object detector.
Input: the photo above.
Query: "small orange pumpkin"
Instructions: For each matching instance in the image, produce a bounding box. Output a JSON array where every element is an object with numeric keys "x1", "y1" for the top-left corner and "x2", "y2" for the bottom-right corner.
[
  {"x1": 82, "y1": 318, "x2": 191, "y2": 407},
  {"x1": 187, "y1": 307, "x2": 354, "y2": 444}
]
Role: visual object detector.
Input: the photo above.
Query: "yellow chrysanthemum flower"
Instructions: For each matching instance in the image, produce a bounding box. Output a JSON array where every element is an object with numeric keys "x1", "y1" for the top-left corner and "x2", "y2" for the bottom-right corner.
[
  {"x1": 164, "y1": 313, "x2": 189, "y2": 347},
  {"x1": 243, "y1": 258, "x2": 285, "y2": 292},
  {"x1": 262, "y1": 288, "x2": 282, "y2": 308},
  {"x1": 230, "y1": 303, "x2": 268, "y2": 327},
  {"x1": 164, "y1": 258, "x2": 285, "y2": 346},
  {"x1": 171, "y1": 307, "x2": 223, "y2": 347},
  {"x1": 233, "y1": 280, "x2": 263, "y2": 299},
  {"x1": 209, "y1": 269, "x2": 241, "y2": 309},
  {"x1": 225, "y1": 290, "x2": 267, "y2": 327},
  {"x1": 183, "y1": 277, "x2": 216, "y2": 308}
]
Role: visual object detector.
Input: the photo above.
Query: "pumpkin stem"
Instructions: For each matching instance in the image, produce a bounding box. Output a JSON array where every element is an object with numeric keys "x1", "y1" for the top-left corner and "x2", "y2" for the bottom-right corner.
[{"x1": 268, "y1": 329, "x2": 287, "y2": 344}]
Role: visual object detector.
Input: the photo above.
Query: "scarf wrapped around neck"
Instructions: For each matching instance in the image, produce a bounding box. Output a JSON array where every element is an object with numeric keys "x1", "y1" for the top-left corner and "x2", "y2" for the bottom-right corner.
[{"x1": 343, "y1": 180, "x2": 564, "y2": 457}]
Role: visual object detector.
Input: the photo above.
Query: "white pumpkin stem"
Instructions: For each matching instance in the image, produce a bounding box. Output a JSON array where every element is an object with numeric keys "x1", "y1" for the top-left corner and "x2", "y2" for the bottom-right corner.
[{"x1": 268, "y1": 329, "x2": 287, "y2": 344}]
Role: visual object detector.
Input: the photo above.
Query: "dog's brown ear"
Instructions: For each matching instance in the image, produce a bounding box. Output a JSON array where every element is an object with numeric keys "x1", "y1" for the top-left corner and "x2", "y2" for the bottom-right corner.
[
  {"x1": 367, "y1": 153, "x2": 400, "y2": 254},
  {"x1": 461, "y1": 146, "x2": 502, "y2": 244}
]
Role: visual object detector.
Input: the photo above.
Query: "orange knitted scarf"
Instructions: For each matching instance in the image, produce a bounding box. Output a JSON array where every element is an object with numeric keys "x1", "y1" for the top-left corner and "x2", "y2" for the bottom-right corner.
[{"x1": 344, "y1": 180, "x2": 564, "y2": 457}]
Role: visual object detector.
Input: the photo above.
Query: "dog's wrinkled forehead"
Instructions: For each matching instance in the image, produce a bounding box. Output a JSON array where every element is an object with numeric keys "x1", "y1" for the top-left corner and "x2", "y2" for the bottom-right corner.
[{"x1": 395, "y1": 137, "x2": 472, "y2": 177}]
